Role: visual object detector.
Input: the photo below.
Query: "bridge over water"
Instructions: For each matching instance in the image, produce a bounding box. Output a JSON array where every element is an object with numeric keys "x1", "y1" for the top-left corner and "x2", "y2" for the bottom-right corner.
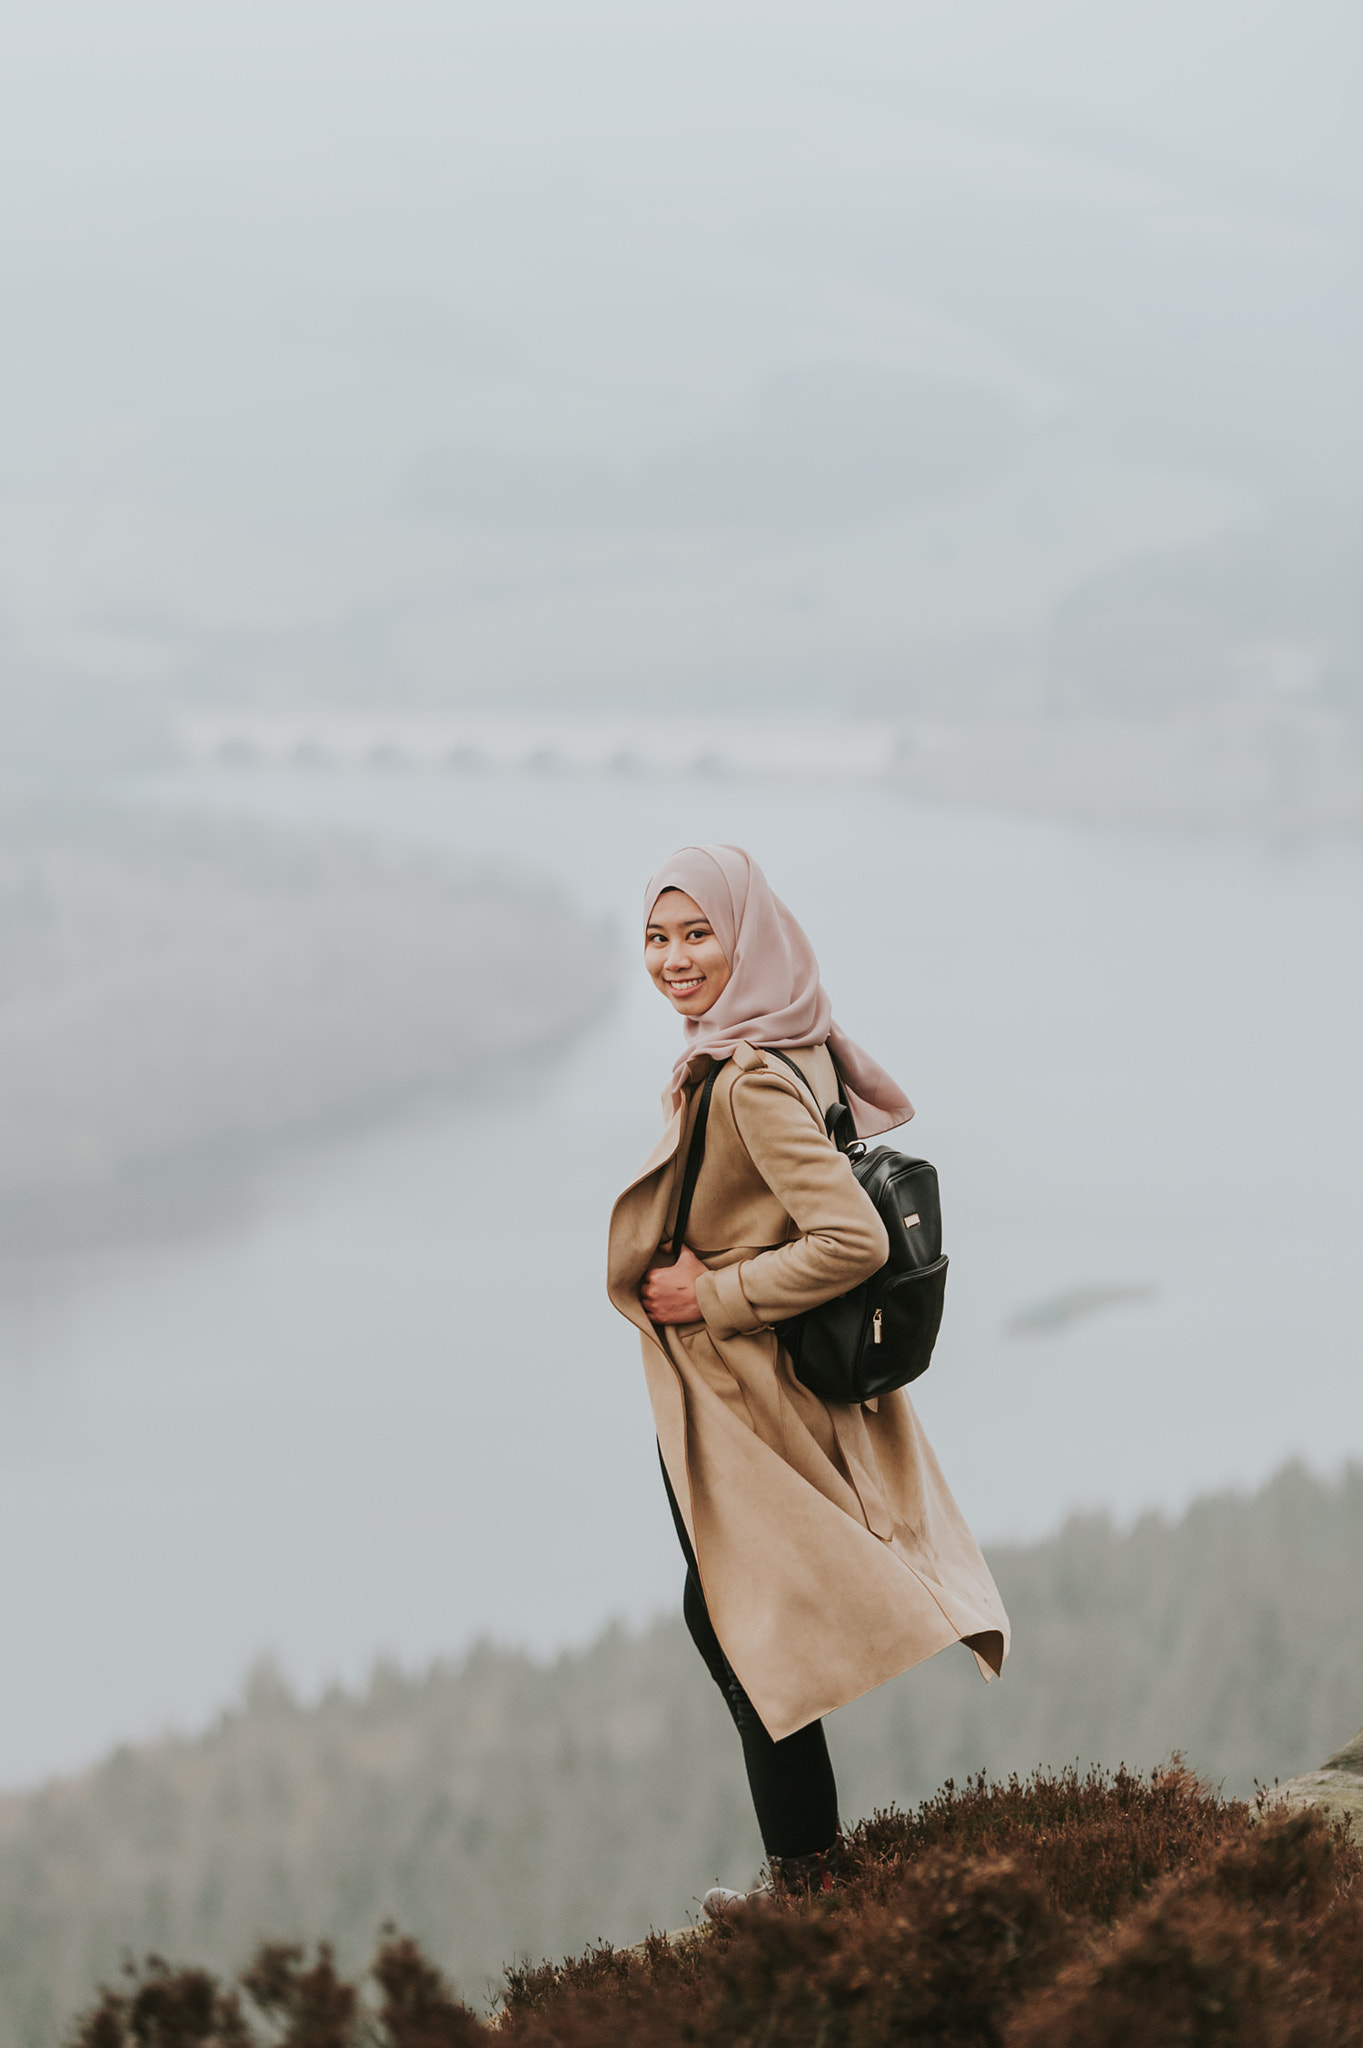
[
  {"x1": 177, "y1": 711, "x2": 904, "y2": 780},
  {"x1": 174, "y1": 705, "x2": 1363, "y2": 827}
]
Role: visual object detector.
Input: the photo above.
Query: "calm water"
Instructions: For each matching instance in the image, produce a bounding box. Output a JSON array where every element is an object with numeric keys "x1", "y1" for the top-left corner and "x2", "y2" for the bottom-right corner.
[{"x1": 1, "y1": 770, "x2": 1359, "y2": 1787}]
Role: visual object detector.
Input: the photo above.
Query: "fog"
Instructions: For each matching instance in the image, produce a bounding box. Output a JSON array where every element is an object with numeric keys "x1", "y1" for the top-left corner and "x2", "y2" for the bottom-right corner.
[
  {"x1": 1, "y1": 0, "x2": 1362, "y2": 1807},
  {"x1": 2, "y1": 1, "x2": 1361, "y2": 758}
]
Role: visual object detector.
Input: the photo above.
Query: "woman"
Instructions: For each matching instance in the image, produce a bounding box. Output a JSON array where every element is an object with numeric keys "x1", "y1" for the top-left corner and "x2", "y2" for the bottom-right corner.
[{"x1": 607, "y1": 844, "x2": 1009, "y2": 1912}]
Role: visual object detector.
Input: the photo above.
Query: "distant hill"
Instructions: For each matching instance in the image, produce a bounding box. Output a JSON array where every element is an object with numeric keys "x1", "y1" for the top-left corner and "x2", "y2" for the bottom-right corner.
[
  {"x1": 0, "y1": 801, "x2": 612, "y2": 1249},
  {"x1": 0, "y1": 1459, "x2": 1358, "y2": 2048}
]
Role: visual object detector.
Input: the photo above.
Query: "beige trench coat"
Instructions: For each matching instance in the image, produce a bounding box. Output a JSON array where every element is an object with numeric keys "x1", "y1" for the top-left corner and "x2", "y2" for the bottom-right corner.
[{"x1": 607, "y1": 1040, "x2": 1009, "y2": 1742}]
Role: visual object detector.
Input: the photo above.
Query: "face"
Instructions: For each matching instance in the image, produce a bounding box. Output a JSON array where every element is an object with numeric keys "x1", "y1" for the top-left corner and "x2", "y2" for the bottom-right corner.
[{"x1": 645, "y1": 889, "x2": 732, "y2": 1017}]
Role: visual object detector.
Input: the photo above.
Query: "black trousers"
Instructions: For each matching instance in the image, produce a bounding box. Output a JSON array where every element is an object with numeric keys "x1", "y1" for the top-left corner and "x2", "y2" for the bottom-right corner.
[{"x1": 662, "y1": 1455, "x2": 839, "y2": 1860}]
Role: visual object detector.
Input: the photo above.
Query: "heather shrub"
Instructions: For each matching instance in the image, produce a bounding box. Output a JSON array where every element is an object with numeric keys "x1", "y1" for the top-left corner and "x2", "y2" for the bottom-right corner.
[
  {"x1": 236, "y1": 1946, "x2": 358, "y2": 2048},
  {"x1": 70, "y1": 1961, "x2": 250, "y2": 2048},
  {"x1": 369, "y1": 1938, "x2": 485, "y2": 2048},
  {"x1": 1008, "y1": 1807, "x2": 1363, "y2": 2047},
  {"x1": 846, "y1": 1759, "x2": 1242, "y2": 1921},
  {"x1": 69, "y1": 1942, "x2": 479, "y2": 2048}
]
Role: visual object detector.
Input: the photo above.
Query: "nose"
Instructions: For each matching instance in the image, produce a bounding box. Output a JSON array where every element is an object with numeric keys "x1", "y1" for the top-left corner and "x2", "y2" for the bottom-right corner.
[{"x1": 664, "y1": 938, "x2": 693, "y2": 973}]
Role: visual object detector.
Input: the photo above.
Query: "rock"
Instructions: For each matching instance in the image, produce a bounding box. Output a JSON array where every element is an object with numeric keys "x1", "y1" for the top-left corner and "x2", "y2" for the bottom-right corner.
[{"x1": 1263, "y1": 1725, "x2": 1363, "y2": 1834}]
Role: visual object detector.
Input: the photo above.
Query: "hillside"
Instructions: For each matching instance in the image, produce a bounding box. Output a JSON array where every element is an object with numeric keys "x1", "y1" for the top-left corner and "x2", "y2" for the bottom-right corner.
[
  {"x1": 68, "y1": 1776, "x2": 1363, "y2": 2048},
  {"x1": 0, "y1": 1460, "x2": 1360, "y2": 2047}
]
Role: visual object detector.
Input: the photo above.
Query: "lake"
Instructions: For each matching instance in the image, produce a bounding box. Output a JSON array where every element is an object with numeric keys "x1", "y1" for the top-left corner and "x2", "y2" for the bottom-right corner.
[{"x1": 0, "y1": 767, "x2": 1359, "y2": 1788}]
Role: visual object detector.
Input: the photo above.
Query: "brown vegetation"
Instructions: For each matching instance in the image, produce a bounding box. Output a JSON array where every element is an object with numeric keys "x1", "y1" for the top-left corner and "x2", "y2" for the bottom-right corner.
[{"x1": 70, "y1": 1765, "x2": 1363, "y2": 2048}]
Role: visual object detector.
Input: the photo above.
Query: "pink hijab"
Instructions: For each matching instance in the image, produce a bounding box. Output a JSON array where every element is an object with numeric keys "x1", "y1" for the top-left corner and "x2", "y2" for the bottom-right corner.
[{"x1": 645, "y1": 844, "x2": 913, "y2": 1138}]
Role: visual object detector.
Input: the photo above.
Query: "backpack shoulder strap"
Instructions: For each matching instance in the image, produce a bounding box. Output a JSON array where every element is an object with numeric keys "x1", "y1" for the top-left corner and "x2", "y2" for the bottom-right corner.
[
  {"x1": 764, "y1": 1044, "x2": 822, "y2": 1108},
  {"x1": 764, "y1": 1045, "x2": 857, "y2": 1153},
  {"x1": 669, "y1": 1060, "x2": 725, "y2": 1257}
]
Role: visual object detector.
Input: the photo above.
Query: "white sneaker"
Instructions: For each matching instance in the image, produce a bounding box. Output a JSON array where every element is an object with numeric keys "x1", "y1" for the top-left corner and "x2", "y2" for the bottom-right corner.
[{"x1": 702, "y1": 1881, "x2": 774, "y2": 1922}]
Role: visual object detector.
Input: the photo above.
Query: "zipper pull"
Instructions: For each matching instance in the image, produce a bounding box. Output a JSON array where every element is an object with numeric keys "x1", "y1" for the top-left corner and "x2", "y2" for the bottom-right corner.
[{"x1": 873, "y1": 1308, "x2": 883, "y2": 1345}]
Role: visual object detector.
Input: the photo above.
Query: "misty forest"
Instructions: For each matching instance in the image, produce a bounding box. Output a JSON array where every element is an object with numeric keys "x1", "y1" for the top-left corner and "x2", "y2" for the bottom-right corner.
[{"x1": 0, "y1": 4, "x2": 1361, "y2": 2045}]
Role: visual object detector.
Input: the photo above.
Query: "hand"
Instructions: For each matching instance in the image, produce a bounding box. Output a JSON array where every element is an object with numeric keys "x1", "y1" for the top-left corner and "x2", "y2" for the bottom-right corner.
[{"x1": 640, "y1": 1245, "x2": 708, "y2": 1326}]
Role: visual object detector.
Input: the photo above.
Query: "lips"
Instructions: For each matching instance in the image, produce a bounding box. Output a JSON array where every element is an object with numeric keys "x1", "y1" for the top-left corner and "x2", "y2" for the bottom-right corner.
[{"x1": 666, "y1": 977, "x2": 704, "y2": 996}]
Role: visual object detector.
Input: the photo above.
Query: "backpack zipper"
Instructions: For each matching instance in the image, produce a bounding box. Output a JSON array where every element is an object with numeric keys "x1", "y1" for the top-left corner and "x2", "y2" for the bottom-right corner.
[{"x1": 873, "y1": 1308, "x2": 883, "y2": 1344}]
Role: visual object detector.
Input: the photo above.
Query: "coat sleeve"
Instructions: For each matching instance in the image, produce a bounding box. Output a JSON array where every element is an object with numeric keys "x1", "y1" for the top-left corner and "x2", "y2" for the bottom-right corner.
[{"x1": 692, "y1": 1066, "x2": 889, "y2": 1341}]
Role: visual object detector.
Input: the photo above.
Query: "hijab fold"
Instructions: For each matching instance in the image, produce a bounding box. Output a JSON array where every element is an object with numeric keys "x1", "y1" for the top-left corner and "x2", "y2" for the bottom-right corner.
[{"x1": 645, "y1": 844, "x2": 912, "y2": 1139}]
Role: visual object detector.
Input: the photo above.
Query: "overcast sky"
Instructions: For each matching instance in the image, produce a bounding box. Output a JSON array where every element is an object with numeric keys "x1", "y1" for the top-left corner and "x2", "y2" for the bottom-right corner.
[{"x1": 0, "y1": 2, "x2": 1358, "y2": 712}]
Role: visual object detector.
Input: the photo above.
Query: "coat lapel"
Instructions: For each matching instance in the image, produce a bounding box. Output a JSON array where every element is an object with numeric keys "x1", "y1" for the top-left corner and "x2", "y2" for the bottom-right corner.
[{"x1": 606, "y1": 1104, "x2": 684, "y2": 1336}]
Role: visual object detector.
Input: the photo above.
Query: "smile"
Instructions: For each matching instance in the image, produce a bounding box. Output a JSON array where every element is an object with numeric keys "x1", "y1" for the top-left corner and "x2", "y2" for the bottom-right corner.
[{"x1": 666, "y1": 977, "x2": 705, "y2": 995}]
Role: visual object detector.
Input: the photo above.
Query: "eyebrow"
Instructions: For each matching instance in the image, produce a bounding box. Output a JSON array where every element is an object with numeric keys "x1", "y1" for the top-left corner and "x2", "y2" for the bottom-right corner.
[{"x1": 646, "y1": 917, "x2": 713, "y2": 932}]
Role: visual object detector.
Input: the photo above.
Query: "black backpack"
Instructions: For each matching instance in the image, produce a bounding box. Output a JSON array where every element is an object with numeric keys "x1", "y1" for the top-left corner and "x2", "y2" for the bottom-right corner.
[{"x1": 669, "y1": 1047, "x2": 948, "y2": 1405}]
